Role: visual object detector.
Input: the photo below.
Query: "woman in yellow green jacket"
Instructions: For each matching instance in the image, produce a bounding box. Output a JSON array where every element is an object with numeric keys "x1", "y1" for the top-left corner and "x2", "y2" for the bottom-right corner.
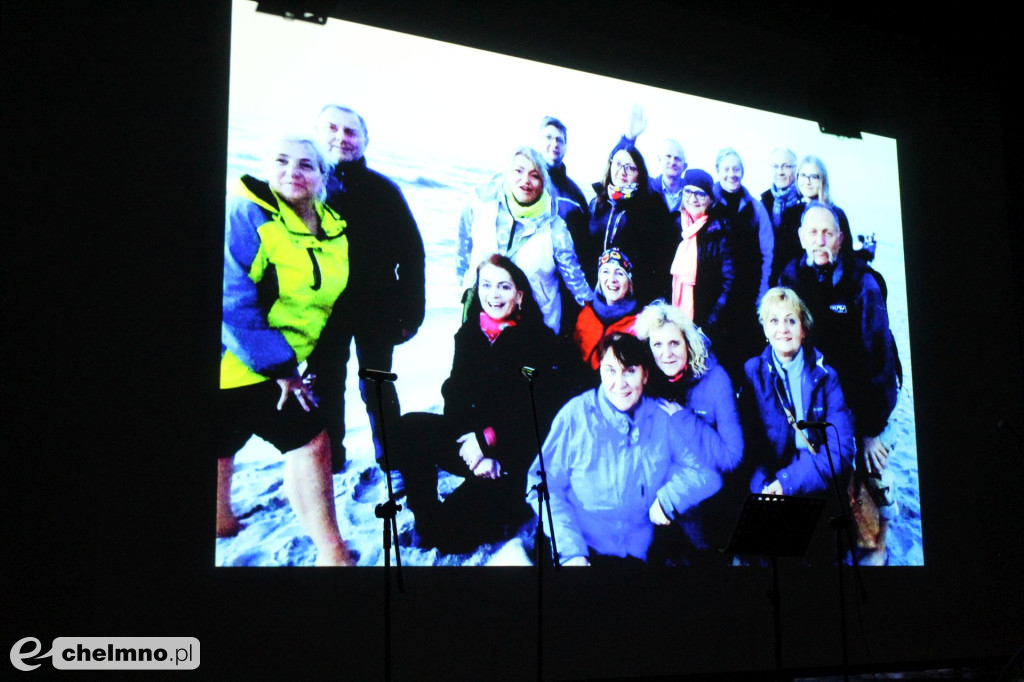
[{"x1": 217, "y1": 136, "x2": 353, "y2": 566}]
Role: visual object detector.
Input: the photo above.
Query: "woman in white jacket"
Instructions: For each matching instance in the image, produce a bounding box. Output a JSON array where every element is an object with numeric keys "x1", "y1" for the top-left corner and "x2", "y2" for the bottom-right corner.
[{"x1": 458, "y1": 146, "x2": 592, "y2": 333}]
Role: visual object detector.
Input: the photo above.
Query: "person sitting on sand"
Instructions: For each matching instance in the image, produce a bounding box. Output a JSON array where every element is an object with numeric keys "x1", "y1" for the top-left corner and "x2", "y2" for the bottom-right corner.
[
  {"x1": 528, "y1": 332, "x2": 720, "y2": 565},
  {"x1": 634, "y1": 300, "x2": 744, "y2": 561},
  {"x1": 738, "y1": 286, "x2": 855, "y2": 499},
  {"x1": 393, "y1": 255, "x2": 568, "y2": 554}
]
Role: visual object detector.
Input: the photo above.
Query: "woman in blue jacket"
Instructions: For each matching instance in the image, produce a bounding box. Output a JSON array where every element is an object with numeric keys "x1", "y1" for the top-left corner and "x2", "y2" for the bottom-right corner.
[
  {"x1": 527, "y1": 332, "x2": 720, "y2": 565},
  {"x1": 634, "y1": 300, "x2": 744, "y2": 559},
  {"x1": 634, "y1": 300, "x2": 743, "y2": 475},
  {"x1": 217, "y1": 136, "x2": 354, "y2": 566},
  {"x1": 739, "y1": 287, "x2": 855, "y2": 497}
]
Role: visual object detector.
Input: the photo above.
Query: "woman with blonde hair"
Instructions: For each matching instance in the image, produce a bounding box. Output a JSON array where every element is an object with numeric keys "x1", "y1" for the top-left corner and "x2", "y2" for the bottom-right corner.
[
  {"x1": 739, "y1": 287, "x2": 854, "y2": 497},
  {"x1": 457, "y1": 146, "x2": 592, "y2": 333},
  {"x1": 217, "y1": 136, "x2": 354, "y2": 566},
  {"x1": 634, "y1": 300, "x2": 743, "y2": 558}
]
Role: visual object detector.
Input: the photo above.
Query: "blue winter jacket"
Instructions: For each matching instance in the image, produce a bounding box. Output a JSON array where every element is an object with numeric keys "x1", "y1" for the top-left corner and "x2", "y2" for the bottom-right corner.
[
  {"x1": 645, "y1": 354, "x2": 744, "y2": 475},
  {"x1": 740, "y1": 345, "x2": 855, "y2": 495},
  {"x1": 527, "y1": 389, "x2": 721, "y2": 562}
]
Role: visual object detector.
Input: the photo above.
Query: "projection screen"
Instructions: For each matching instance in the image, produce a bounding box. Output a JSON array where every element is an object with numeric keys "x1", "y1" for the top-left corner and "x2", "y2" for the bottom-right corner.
[{"x1": 216, "y1": 0, "x2": 921, "y2": 568}]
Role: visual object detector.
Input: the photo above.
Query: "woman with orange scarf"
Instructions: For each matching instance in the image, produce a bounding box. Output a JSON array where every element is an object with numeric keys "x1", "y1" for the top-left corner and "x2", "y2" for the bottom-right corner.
[{"x1": 669, "y1": 169, "x2": 733, "y2": 339}]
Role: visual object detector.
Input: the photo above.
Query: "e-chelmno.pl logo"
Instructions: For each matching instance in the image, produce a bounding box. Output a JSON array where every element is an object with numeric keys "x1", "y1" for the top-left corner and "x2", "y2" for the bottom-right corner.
[{"x1": 10, "y1": 637, "x2": 199, "y2": 671}]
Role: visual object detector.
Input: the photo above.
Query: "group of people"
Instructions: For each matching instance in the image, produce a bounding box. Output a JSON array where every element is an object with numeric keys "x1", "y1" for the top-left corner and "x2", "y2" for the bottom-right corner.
[{"x1": 218, "y1": 103, "x2": 902, "y2": 567}]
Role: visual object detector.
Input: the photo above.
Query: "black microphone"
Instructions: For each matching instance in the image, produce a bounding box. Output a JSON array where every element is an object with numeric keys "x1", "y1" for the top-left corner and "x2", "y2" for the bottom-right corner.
[
  {"x1": 796, "y1": 420, "x2": 831, "y2": 430},
  {"x1": 358, "y1": 368, "x2": 398, "y2": 382},
  {"x1": 521, "y1": 366, "x2": 537, "y2": 380}
]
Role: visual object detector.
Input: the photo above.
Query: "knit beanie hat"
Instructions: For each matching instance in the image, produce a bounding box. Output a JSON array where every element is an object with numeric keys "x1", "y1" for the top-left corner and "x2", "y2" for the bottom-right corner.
[
  {"x1": 597, "y1": 247, "x2": 633, "y2": 276},
  {"x1": 681, "y1": 169, "x2": 714, "y2": 197}
]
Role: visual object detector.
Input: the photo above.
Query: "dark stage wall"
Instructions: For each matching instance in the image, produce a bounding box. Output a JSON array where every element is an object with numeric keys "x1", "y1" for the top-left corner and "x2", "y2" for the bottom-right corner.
[{"x1": 4, "y1": 1, "x2": 1022, "y2": 679}]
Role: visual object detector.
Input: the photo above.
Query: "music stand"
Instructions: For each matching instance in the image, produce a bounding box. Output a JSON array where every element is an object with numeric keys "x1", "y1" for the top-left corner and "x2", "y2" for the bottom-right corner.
[{"x1": 723, "y1": 494, "x2": 825, "y2": 682}]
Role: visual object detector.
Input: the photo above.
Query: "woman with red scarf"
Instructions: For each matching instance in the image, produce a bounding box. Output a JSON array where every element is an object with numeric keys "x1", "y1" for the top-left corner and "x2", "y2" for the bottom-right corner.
[
  {"x1": 393, "y1": 255, "x2": 566, "y2": 554},
  {"x1": 586, "y1": 141, "x2": 675, "y2": 304}
]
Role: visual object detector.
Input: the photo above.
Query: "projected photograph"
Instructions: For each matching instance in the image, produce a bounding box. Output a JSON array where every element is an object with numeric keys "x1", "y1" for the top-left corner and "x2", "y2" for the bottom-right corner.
[{"x1": 216, "y1": 0, "x2": 922, "y2": 567}]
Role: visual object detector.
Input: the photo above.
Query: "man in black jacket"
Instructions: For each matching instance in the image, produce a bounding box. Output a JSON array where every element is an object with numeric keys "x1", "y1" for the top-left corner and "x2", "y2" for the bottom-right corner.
[
  {"x1": 779, "y1": 201, "x2": 901, "y2": 563},
  {"x1": 779, "y1": 202, "x2": 899, "y2": 475},
  {"x1": 537, "y1": 116, "x2": 593, "y2": 327},
  {"x1": 310, "y1": 105, "x2": 426, "y2": 472},
  {"x1": 760, "y1": 147, "x2": 801, "y2": 229},
  {"x1": 537, "y1": 116, "x2": 589, "y2": 218}
]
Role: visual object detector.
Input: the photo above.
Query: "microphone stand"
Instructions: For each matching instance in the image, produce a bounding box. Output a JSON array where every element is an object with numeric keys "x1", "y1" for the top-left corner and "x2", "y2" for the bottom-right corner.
[
  {"x1": 522, "y1": 366, "x2": 560, "y2": 682},
  {"x1": 805, "y1": 423, "x2": 868, "y2": 682},
  {"x1": 361, "y1": 368, "x2": 404, "y2": 682}
]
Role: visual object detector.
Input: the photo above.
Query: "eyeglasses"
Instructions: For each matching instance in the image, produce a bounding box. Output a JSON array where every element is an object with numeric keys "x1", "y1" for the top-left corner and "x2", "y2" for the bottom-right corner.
[
  {"x1": 612, "y1": 162, "x2": 638, "y2": 175},
  {"x1": 683, "y1": 188, "x2": 708, "y2": 200},
  {"x1": 798, "y1": 173, "x2": 821, "y2": 182},
  {"x1": 771, "y1": 164, "x2": 795, "y2": 171}
]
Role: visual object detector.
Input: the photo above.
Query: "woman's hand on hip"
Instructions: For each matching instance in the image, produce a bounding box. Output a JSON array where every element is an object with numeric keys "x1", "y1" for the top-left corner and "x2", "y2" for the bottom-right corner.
[{"x1": 276, "y1": 376, "x2": 318, "y2": 412}]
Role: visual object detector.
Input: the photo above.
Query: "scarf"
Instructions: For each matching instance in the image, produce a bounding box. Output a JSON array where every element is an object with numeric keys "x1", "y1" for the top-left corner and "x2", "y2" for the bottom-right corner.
[
  {"x1": 772, "y1": 347, "x2": 820, "y2": 454},
  {"x1": 271, "y1": 187, "x2": 327, "y2": 237},
  {"x1": 772, "y1": 347, "x2": 806, "y2": 426},
  {"x1": 592, "y1": 291, "x2": 638, "y2": 326},
  {"x1": 597, "y1": 385, "x2": 642, "y2": 442},
  {"x1": 503, "y1": 180, "x2": 551, "y2": 221},
  {"x1": 479, "y1": 311, "x2": 518, "y2": 344},
  {"x1": 769, "y1": 183, "x2": 801, "y2": 227},
  {"x1": 666, "y1": 364, "x2": 690, "y2": 382},
  {"x1": 607, "y1": 182, "x2": 638, "y2": 201},
  {"x1": 669, "y1": 209, "x2": 710, "y2": 319}
]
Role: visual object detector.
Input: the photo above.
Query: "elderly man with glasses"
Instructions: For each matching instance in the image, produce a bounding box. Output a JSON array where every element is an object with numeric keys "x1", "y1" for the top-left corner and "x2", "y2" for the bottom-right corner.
[{"x1": 761, "y1": 147, "x2": 801, "y2": 229}]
